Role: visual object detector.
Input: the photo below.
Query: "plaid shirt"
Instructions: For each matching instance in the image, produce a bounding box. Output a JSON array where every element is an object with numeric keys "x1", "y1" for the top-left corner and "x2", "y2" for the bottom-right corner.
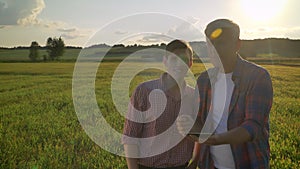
[
  {"x1": 122, "y1": 73, "x2": 196, "y2": 168},
  {"x1": 197, "y1": 56, "x2": 273, "y2": 169}
]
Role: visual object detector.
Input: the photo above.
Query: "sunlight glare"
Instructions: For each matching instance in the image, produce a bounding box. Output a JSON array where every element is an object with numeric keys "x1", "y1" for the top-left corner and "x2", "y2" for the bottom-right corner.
[{"x1": 240, "y1": 0, "x2": 286, "y2": 22}]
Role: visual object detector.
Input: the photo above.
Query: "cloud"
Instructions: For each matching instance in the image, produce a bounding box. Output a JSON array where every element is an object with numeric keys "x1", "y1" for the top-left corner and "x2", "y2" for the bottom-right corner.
[
  {"x1": 0, "y1": 1, "x2": 7, "y2": 9},
  {"x1": 60, "y1": 32, "x2": 87, "y2": 40},
  {"x1": 43, "y1": 20, "x2": 67, "y2": 29},
  {"x1": 52, "y1": 22, "x2": 94, "y2": 40},
  {"x1": 123, "y1": 18, "x2": 205, "y2": 45},
  {"x1": 115, "y1": 30, "x2": 128, "y2": 35},
  {"x1": 135, "y1": 34, "x2": 171, "y2": 44},
  {"x1": 57, "y1": 28, "x2": 77, "y2": 32},
  {"x1": 0, "y1": 0, "x2": 45, "y2": 25},
  {"x1": 242, "y1": 27, "x2": 300, "y2": 39},
  {"x1": 167, "y1": 21, "x2": 204, "y2": 42},
  {"x1": 284, "y1": 27, "x2": 300, "y2": 39},
  {"x1": 257, "y1": 27, "x2": 267, "y2": 32},
  {"x1": 186, "y1": 16, "x2": 201, "y2": 25}
]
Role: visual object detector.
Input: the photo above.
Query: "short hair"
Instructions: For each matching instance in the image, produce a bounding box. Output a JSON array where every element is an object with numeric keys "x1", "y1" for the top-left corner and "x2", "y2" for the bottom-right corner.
[
  {"x1": 205, "y1": 19, "x2": 240, "y2": 41},
  {"x1": 166, "y1": 39, "x2": 193, "y2": 58}
]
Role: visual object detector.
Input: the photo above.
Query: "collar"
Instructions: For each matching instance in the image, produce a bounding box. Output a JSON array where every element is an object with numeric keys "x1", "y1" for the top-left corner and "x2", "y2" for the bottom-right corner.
[
  {"x1": 160, "y1": 73, "x2": 189, "y2": 99},
  {"x1": 231, "y1": 54, "x2": 244, "y2": 83},
  {"x1": 209, "y1": 54, "x2": 244, "y2": 85}
]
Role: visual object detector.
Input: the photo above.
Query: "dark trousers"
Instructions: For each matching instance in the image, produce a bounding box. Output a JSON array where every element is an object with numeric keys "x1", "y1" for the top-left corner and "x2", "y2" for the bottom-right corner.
[{"x1": 138, "y1": 163, "x2": 188, "y2": 169}]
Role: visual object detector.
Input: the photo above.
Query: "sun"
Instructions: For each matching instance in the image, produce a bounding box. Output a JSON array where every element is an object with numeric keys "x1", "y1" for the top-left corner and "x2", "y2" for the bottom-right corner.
[{"x1": 240, "y1": 0, "x2": 286, "y2": 22}]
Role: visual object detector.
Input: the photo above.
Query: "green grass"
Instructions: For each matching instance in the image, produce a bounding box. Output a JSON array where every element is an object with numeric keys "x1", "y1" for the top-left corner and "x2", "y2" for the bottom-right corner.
[{"x1": 0, "y1": 62, "x2": 299, "y2": 168}]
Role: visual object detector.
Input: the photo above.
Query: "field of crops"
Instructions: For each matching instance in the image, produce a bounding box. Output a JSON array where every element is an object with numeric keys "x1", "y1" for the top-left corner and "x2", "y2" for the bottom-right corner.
[{"x1": 0, "y1": 61, "x2": 299, "y2": 168}]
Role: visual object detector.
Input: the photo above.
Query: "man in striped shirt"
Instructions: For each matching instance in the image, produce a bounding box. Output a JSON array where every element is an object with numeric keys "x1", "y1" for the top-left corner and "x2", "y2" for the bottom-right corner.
[{"x1": 122, "y1": 40, "x2": 200, "y2": 169}]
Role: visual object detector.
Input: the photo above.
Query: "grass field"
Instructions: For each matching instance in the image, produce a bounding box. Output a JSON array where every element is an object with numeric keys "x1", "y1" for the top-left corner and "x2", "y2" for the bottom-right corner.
[
  {"x1": 0, "y1": 61, "x2": 299, "y2": 168},
  {"x1": 2, "y1": 48, "x2": 300, "y2": 66}
]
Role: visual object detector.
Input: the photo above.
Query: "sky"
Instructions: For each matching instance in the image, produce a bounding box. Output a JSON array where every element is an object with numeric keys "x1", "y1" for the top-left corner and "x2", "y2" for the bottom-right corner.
[{"x1": 0, "y1": 0, "x2": 300, "y2": 47}]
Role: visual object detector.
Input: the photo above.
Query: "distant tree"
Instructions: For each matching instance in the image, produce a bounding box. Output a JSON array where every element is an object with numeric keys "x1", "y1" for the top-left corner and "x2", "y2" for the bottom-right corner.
[
  {"x1": 150, "y1": 44, "x2": 159, "y2": 47},
  {"x1": 112, "y1": 44, "x2": 125, "y2": 48},
  {"x1": 28, "y1": 41, "x2": 39, "y2": 61},
  {"x1": 87, "y1": 43, "x2": 110, "y2": 48},
  {"x1": 160, "y1": 43, "x2": 166, "y2": 47},
  {"x1": 46, "y1": 37, "x2": 65, "y2": 60}
]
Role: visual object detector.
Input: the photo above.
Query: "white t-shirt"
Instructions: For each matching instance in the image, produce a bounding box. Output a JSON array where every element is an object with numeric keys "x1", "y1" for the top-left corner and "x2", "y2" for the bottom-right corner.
[{"x1": 210, "y1": 72, "x2": 236, "y2": 169}]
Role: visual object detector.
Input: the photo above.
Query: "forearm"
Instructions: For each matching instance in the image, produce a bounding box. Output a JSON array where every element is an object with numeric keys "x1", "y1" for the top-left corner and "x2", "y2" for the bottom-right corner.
[
  {"x1": 186, "y1": 142, "x2": 201, "y2": 169},
  {"x1": 126, "y1": 158, "x2": 139, "y2": 169},
  {"x1": 191, "y1": 142, "x2": 201, "y2": 161},
  {"x1": 124, "y1": 144, "x2": 139, "y2": 169},
  {"x1": 218, "y1": 127, "x2": 251, "y2": 145}
]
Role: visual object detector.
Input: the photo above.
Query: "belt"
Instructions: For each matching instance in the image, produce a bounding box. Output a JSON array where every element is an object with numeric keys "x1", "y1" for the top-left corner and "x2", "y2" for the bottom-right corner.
[{"x1": 138, "y1": 163, "x2": 188, "y2": 169}]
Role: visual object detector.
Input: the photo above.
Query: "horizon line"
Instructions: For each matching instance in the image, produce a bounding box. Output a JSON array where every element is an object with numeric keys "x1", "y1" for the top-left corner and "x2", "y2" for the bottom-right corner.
[{"x1": 1, "y1": 37, "x2": 300, "y2": 49}]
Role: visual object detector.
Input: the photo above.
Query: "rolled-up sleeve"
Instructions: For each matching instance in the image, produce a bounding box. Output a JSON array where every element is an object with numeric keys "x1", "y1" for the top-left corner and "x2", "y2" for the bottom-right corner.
[{"x1": 241, "y1": 70, "x2": 273, "y2": 141}]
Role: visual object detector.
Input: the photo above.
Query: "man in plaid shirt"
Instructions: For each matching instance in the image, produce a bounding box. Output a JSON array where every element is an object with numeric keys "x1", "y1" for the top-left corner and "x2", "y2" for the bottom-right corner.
[{"x1": 177, "y1": 19, "x2": 273, "y2": 169}]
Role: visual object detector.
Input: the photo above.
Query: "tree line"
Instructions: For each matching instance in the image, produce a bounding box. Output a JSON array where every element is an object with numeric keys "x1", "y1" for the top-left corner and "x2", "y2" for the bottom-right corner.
[
  {"x1": 92, "y1": 38, "x2": 300, "y2": 58},
  {"x1": 25, "y1": 37, "x2": 300, "y2": 62},
  {"x1": 28, "y1": 37, "x2": 65, "y2": 61},
  {"x1": 239, "y1": 38, "x2": 300, "y2": 58}
]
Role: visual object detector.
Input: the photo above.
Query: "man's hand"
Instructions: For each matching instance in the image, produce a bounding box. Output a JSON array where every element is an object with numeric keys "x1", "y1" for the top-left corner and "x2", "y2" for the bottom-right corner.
[
  {"x1": 177, "y1": 115, "x2": 204, "y2": 142},
  {"x1": 185, "y1": 160, "x2": 198, "y2": 169}
]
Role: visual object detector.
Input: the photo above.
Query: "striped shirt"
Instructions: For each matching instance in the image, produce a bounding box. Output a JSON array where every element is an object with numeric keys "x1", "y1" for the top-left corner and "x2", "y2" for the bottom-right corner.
[
  {"x1": 122, "y1": 73, "x2": 196, "y2": 168},
  {"x1": 197, "y1": 56, "x2": 273, "y2": 169}
]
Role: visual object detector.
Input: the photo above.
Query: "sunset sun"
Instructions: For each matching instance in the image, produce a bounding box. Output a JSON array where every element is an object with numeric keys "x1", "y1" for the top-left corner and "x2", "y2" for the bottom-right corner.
[{"x1": 240, "y1": 0, "x2": 286, "y2": 22}]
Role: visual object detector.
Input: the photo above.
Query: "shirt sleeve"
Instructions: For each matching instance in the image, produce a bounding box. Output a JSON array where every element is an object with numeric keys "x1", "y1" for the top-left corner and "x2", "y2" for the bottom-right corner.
[
  {"x1": 240, "y1": 70, "x2": 273, "y2": 141},
  {"x1": 122, "y1": 84, "x2": 147, "y2": 145}
]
